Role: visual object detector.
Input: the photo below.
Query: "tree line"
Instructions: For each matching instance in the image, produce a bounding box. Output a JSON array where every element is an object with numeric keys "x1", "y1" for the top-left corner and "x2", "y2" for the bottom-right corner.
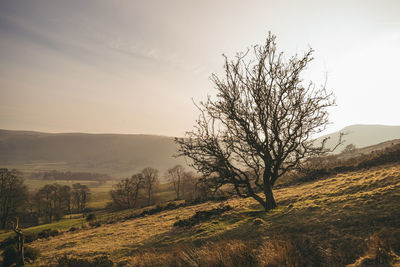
[
  {"x1": 30, "y1": 170, "x2": 111, "y2": 182},
  {"x1": 34, "y1": 183, "x2": 89, "y2": 223},
  {"x1": 0, "y1": 168, "x2": 90, "y2": 229},
  {"x1": 110, "y1": 165, "x2": 213, "y2": 209},
  {"x1": 1, "y1": 164, "x2": 216, "y2": 229}
]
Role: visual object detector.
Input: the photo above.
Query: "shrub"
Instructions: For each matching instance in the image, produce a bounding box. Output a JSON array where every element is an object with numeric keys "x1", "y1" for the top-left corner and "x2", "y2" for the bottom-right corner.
[
  {"x1": 174, "y1": 205, "x2": 232, "y2": 227},
  {"x1": 86, "y1": 213, "x2": 96, "y2": 221},
  {"x1": 92, "y1": 256, "x2": 114, "y2": 267},
  {"x1": 24, "y1": 232, "x2": 39, "y2": 243},
  {"x1": 2, "y1": 245, "x2": 18, "y2": 267},
  {"x1": 57, "y1": 255, "x2": 113, "y2": 267},
  {"x1": 0, "y1": 236, "x2": 16, "y2": 249},
  {"x1": 38, "y1": 229, "x2": 58, "y2": 239},
  {"x1": 1, "y1": 245, "x2": 40, "y2": 266},
  {"x1": 24, "y1": 246, "x2": 40, "y2": 261},
  {"x1": 348, "y1": 231, "x2": 400, "y2": 267},
  {"x1": 0, "y1": 232, "x2": 39, "y2": 249},
  {"x1": 256, "y1": 237, "x2": 325, "y2": 267},
  {"x1": 89, "y1": 221, "x2": 101, "y2": 228}
]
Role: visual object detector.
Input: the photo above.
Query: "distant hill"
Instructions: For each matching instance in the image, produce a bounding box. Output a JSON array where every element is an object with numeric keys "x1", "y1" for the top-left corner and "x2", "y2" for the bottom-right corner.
[
  {"x1": 1, "y1": 125, "x2": 399, "y2": 178},
  {"x1": 0, "y1": 130, "x2": 186, "y2": 179},
  {"x1": 316, "y1": 124, "x2": 400, "y2": 153}
]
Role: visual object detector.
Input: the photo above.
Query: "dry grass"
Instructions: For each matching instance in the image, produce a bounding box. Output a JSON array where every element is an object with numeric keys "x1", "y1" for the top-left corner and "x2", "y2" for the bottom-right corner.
[
  {"x1": 348, "y1": 230, "x2": 400, "y2": 267},
  {"x1": 22, "y1": 163, "x2": 400, "y2": 266},
  {"x1": 124, "y1": 240, "x2": 256, "y2": 267}
]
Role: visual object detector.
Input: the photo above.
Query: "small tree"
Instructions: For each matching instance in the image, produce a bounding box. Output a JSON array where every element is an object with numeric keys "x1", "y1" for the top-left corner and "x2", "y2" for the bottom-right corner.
[
  {"x1": 142, "y1": 167, "x2": 159, "y2": 206},
  {"x1": 0, "y1": 168, "x2": 28, "y2": 229},
  {"x1": 72, "y1": 183, "x2": 90, "y2": 213},
  {"x1": 35, "y1": 184, "x2": 64, "y2": 222},
  {"x1": 110, "y1": 174, "x2": 144, "y2": 209},
  {"x1": 181, "y1": 171, "x2": 199, "y2": 201},
  {"x1": 176, "y1": 33, "x2": 342, "y2": 211},
  {"x1": 59, "y1": 185, "x2": 72, "y2": 215},
  {"x1": 342, "y1": 144, "x2": 356, "y2": 154},
  {"x1": 166, "y1": 165, "x2": 184, "y2": 199}
]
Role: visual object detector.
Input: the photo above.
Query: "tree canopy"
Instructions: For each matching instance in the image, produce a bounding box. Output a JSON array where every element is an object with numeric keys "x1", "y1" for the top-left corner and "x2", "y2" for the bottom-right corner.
[{"x1": 176, "y1": 33, "x2": 340, "y2": 211}]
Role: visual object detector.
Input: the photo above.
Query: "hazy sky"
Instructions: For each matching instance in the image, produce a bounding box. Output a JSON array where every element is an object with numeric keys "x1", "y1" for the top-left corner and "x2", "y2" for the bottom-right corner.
[{"x1": 0, "y1": 0, "x2": 399, "y2": 137}]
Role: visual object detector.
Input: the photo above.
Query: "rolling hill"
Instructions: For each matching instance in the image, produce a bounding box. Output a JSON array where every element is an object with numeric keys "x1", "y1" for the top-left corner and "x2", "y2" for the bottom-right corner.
[
  {"x1": 1, "y1": 124, "x2": 400, "y2": 178},
  {"x1": 317, "y1": 124, "x2": 400, "y2": 152},
  {"x1": 0, "y1": 130, "x2": 186, "y2": 178}
]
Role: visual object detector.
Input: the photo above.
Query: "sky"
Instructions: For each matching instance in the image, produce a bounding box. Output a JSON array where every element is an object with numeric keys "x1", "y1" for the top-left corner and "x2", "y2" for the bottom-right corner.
[{"x1": 0, "y1": 0, "x2": 399, "y2": 137}]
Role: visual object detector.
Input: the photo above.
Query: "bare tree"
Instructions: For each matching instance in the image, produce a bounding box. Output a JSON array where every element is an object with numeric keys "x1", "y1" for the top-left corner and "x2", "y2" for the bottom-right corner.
[
  {"x1": 60, "y1": 185, "x2": 72, "y2": 215},
  {"x1": 342, "y1": 144, "x2": 356, "y2": 154},
  {"x1": 72, "y1": 183, "x2": 90, "y2": 213},
  {"x1": 0, "y1": 169, "x2": 28, "y2": 229},
  {"x1": 110, "y1": 174, "x2": 144, "y2": 208},
  {"x1": 35, "y1": 184, "x2": 64, "y2": 222},
  {"x1": 166, "y1": 165, "x2": 184, "y2": 199},
  {"x1": 142, "y1": 167, "x2": 159, "y2": 206},
  {"x1": 181, "y1": 171, "x2": 199, "y2": 200},
  {"x1": 176, "y1": 33, "x2": 342, "y2": 211}
]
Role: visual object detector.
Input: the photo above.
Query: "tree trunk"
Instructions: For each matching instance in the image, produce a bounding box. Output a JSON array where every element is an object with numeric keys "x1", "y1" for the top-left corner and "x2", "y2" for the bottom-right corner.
[
  {"x1": 264, "y1": 183, "x2": 277, "y2": 211},
  {"x1": 181, "y1": 182, "x2": 185, "y2": 200},
  {"x1": 148, "y1": 187, "x2": 152, "y2": 206},
  {"x1": 19, "y1": 231, "x2": 25, "y2": 266},
  {"x1": 1, "y1": 216, "x2": 6, "y2": 229},
  {"x1": 177, "y1": 178, "x2": 180, "y2": 199}
]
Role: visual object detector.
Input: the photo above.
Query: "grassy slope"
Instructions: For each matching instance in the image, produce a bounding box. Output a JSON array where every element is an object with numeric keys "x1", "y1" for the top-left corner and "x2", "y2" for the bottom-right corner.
[{"x1": 12, "y1": 164, "x2": 400, "y2": 266}]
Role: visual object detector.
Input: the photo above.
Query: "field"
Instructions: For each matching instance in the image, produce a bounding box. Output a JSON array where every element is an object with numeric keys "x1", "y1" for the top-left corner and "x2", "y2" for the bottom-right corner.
[{"x1": 6, "y1": 163, "x2": 399, "y2": 266}]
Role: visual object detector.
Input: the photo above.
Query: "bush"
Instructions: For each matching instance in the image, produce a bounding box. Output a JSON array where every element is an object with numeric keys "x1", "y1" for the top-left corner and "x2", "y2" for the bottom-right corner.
[
  {"x1": 38, "y1": 229, "x2": 59, "y2": 239},
  {"x1": 174, "y1": 205, "x2": 232, "y2": 227},
  {"x1": 2, "y1": 245, "x2": 18, "y2": 267},
  {"x1": 24, "y1": 246, "x2": 40, "y2": 262},
  {"x1": 1, "y1": 245, "x2": 40, "y2": 266},
  {"x1": 0, "y1": 236, "x2": 16, "y2": 249},
  {"x1": 89, "y1": 221, "x2": 101, "y2": 228},
  {"x1": 348, "y1": 231, "x2": 400, "y2": 267},
  {"x1": 57, "y1": 255, "x2": 113, "y2": 267},
  {"x1": 0, "y1": 232, "x2": 40, "y2": 249},
  {"x1": 24, "y1": 232, "x2": 39, "y2": 243},
  {"x1": 86, "y1": 213, "x2": 96, "y2": 221}
]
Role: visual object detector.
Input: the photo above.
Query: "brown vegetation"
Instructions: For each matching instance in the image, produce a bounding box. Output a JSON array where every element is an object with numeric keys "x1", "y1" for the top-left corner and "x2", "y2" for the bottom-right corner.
[{"x1": 16, "y1": 163, "x2": 400, "y2": 266}]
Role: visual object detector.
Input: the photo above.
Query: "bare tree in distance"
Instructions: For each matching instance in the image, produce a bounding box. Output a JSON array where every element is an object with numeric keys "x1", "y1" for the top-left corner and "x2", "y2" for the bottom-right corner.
[
  {"x1": 142, "y1": 167, "x2": 159, "y2": 206},
  {"x1": 110, "y1": 174, "x2": 144, "y2": 209},
  {"x1": 342, "y1": 144, "x2": 356, "y2": 154},
  {"x1": 166, "y1": 165, "x2": 184, "y2": 199},
  {"x1": 72, "y1": 183, "x2": 90, "y2": 213},
  {"x1": 181, "y1": 170, "x2": 200, "y2": 200},
  {"x1": 175, "y1": 32, "x2": 343, "y2": 212}
]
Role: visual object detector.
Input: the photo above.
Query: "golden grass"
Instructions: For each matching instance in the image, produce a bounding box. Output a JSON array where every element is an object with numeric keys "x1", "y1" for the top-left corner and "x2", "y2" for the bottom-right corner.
[{"x1": 21, "y1": 164, "x2": 400, "y2": 266}]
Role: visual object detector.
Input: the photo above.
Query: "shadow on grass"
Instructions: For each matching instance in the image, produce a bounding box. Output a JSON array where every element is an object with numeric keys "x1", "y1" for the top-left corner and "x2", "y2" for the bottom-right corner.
[{"x1": 113, "y1": 181, "x2": 400, "y2": 266}]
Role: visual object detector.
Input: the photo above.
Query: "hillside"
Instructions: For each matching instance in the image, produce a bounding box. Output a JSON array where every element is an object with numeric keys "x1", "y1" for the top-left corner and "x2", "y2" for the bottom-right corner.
[
  {"x1": 13, "y1": 163, "x2": 400, "y2": 266},
  {"x1": 0, "y1": 130, "x2": 186, "y2": 178},
  {"x1": 318, "y1": 124, "x2": 400, "y2": 152}
]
